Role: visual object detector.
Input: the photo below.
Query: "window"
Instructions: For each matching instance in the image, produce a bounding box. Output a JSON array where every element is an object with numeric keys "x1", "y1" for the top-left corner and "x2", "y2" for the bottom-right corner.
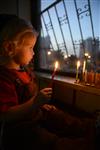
[{"x1": 39, "y1": 0, "x2": 100, "y2": 75}]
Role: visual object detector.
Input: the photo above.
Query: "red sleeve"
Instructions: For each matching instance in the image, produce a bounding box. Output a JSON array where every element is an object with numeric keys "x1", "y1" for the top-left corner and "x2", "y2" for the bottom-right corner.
[{"x1": 0, "y1": 80, "x2": 18, "y2": 113}]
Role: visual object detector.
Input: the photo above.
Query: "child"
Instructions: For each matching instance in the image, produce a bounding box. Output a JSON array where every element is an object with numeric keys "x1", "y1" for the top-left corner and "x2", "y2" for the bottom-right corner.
[
  {"x1": 0, "y1": 14, "x2": 95, "y2": 150},
  {"x1": 0, "y1": 14, "x2": 53, "y2": 149}
]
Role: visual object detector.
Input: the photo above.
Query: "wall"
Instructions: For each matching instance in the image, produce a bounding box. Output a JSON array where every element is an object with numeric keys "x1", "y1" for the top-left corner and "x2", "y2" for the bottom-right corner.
[
  {"x1": 37, "y1": 73, "x2": 100, "y2": 114},
  {"x1": 18, "y1": 0, "x2": 31, "y2": 20},
  {"x1": 0, "y1": 0, "x2": 31, "y2": 20}
]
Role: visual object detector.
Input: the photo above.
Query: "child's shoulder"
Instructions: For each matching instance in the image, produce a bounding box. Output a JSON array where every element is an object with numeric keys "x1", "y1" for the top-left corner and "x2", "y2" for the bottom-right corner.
[{"x1": 0, "y1": 66, "x2": 16, "y2": 84}]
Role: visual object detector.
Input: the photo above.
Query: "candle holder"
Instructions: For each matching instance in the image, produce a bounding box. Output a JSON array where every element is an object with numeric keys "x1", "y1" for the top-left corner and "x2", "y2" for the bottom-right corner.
[{"x1": 95, "y1": 73, "x2": 100, "y2": 88}]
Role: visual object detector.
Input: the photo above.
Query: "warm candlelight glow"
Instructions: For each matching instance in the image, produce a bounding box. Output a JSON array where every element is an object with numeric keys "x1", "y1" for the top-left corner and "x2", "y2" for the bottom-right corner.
[
  {"x1": 76, "y1": 60, "x2": 80, "y2": 82},
  {"x1": 77, "y1": 61, "x2": 80, "y2": 70},
  {"x1": 54, "y1": 61, "x2": 59, "y2": 71},
  {"x1": 52, "y1": 61, "x2": 59, "y2": 80},
  {"x1": 83, "y1": 60, "x2": 86, "y2": 73},
  {"x1": 49, "y1": 61, "x2": 59, "y2": 87}
]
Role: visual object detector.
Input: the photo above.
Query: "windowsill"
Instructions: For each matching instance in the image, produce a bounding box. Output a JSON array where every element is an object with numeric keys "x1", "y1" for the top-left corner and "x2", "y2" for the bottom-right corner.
[{"x1": 36, "y1": 71, "x2": 100, "y2": 96}]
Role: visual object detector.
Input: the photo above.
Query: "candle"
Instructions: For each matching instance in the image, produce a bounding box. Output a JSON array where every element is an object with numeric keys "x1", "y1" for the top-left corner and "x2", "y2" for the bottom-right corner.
[
  {"x1": 83, "y1": 60, "x2": 86, "y2": 74},
  {"x1": 84, "y1": 70, "x2": 87, "y2": 83},
  {"x1": 82, "y1": 60, "x2": 86, "y2": 82},
  {"x1": 52, "y1": 61, "x2": 59, "y2": 80},
  {"x1": 49, "y1": 61, "x2": 59, "y2": 97},
  {"x1": 76, "y1": 60, "x2": 80, "y2": 82}
]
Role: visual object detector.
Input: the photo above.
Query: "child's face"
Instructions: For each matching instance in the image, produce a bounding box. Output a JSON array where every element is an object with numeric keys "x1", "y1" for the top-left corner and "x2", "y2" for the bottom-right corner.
[{"x1": 13, "y1": 36, "x2": 36, "y2": 66}]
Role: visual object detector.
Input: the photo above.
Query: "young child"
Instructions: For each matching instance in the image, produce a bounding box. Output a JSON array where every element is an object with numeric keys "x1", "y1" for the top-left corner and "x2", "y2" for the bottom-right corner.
[
  {"x1": 0, "y1": 14, "x2": 53, "y2": 149},
  {"x1": 0, "y1": 14, "x2": 95, "y2": 150}
]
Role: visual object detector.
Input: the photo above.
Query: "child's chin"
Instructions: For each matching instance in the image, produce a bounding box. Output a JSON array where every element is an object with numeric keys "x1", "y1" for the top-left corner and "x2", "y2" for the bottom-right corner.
[
  {"x1": 23, "y1": 59, "x2": 33, "y2": 65},
  {"x1": 22, "y1": 62, "x2": 29, "y2": 66}
]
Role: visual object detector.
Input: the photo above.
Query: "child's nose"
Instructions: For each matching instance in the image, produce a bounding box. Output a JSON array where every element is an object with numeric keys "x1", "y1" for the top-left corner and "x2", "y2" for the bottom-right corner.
[{"x1": 32, "y1": 50, "x2": 35, "y2": 56}]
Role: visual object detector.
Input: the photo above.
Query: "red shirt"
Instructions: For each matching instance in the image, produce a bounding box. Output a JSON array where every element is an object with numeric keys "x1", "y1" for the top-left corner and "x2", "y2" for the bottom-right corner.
[
  {"x1": 0, "y1": 78, "x2": 18, "y2": 112},
  {"x1": 0, "y1": 66, "x2": 38, "y2": 112}
]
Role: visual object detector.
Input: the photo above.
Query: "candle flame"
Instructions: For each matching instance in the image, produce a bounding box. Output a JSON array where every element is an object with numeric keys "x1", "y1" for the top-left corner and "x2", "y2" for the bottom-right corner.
[
  {"x1": 76, "y1": 60, "x2": 80, "y2": 82},
  {"x1": 54, "y1": 61, "x2": 59, "y2": 71},
  {"x1": 51, "y1": 61, "x2": 59, "y2": 81},
  {"x1": 77, "y1": 61, "x2": 80, "y2": 69},
  {"x1": 83, "y1": 60, "x2": 86, "y2": 73}
]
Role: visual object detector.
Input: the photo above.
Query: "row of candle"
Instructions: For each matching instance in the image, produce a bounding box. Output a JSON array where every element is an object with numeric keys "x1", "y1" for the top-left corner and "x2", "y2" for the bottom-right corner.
[
  {"x1": 51, "y1": 60, "x2": 100, "y2": 88},
  {"x1": 51, "y1": 52, "x2": 91, "y2": 82},
  {"x1": 82, "y1": 71, "x2": 100, "y2": 88},
  {"x1": 51, "y1": 60, "x2": 86, "y2": 82},
  {"x1": 75, "y1": 60, "x2": 100, "y2": 88}
]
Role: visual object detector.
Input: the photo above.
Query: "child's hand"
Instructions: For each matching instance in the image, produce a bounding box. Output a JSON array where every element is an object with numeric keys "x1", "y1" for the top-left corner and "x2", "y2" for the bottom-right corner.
[
  {"x1": 42, "y1": 104, "x2": 57, "y2": 111},
  {"x1": 34, "y1": 88, "x2": 52, "y2": 106},
  {"x1": 40, "y1": 88, "x2": 52, "y2": 99}
]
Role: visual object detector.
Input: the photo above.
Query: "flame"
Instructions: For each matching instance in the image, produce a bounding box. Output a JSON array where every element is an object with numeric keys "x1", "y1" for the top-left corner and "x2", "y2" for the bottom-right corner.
[
  {"x1": 77, "y1": 61, "x2": 80, "y2": 70},
  {"x1": 83, "y1": 60, "x2": 86, "y2": 73},
  {"x1": 54, "y1": 61, "x2": 59, "y2": 71}
]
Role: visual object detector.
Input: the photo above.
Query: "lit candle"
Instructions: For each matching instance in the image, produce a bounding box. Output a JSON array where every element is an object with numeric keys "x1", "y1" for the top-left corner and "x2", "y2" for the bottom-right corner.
[
  {"x1": 76, "y1": 60, "x2": 80, "y2": 82},
  {"x1": 52, "y1": 61, "x2": 59, "y2": 80},
  {"x1": 49, "y1": 61, "x2": 58, "y2": 100},
  {"x1": 82, "y1": 60, "x2": 86, "y2": 82},
  {"x1": 49, "y1": 61, "x2": 59, "y2": 92},
  {"x1": 83, "y1": 60, "x2": 86, "y2": 74}
]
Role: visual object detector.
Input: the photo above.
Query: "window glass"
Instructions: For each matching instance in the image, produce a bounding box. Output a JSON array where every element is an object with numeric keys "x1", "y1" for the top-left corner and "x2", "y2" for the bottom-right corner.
[
  {"x1": 40, "y1": 0, "x2": 100, "y2": 74},
  {"x1": 41, "y1": 0, "x2": 56, "y2": 11}
]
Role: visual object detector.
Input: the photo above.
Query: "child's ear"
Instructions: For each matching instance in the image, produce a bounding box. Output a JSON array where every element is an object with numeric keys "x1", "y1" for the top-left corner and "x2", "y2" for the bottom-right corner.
[{"x1": 2, "y1": 41, "x2": 15, "y2": 57}]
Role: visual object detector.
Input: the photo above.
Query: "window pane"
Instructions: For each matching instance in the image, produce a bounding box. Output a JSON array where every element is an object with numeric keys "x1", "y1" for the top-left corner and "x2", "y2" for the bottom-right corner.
[
  {"x1": 40, "y1": 0, "x2": 100, "y2": 74},
  {"x1": 41, "y1": 0, "x2": 56, "y2": 11}
]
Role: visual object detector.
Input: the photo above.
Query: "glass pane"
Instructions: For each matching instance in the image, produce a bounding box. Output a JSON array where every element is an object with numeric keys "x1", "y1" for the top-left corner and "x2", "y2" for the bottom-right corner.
[
  {"x1": 91, "y1": 0, "x2": 100, "y2": 38},
  {"x1": 40, "y1": 0, "x2": 100, "y2": 74},
  {"x1": 41, "y1": 0, "x2": 56, "y2": 11}
]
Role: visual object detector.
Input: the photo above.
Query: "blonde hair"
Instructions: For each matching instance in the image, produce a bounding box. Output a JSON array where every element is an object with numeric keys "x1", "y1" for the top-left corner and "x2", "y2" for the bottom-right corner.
[{"x1": 0, "y1": 15, "x2": 38, "y2": 56}]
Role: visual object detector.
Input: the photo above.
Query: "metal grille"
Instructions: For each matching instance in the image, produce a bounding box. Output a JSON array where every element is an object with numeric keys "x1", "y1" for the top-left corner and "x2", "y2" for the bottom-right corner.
[{"x1": 40, "y1": 0, "x2": 100, "y2": 73}]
